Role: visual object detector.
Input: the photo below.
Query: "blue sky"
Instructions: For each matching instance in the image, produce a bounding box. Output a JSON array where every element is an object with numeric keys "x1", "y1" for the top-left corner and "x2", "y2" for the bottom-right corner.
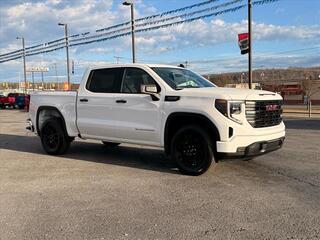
[{"x1": 0, "y1": 0, "x2": 319, "y2": 84}]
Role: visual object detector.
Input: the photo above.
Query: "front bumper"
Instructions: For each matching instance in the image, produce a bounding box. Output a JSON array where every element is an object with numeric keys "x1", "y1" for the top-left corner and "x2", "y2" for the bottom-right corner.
[
  {"x1": 218, "y1": 137, "x2": 285, "y2": 159},
  {"x1": 216, "y1": 125, "x2": 285, "y2": 153}
]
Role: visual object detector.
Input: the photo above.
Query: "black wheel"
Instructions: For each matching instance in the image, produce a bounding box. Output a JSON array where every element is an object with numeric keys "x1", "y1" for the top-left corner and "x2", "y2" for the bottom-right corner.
[
  {"x1": 40, "y1": 118, "x2": 70, "y2": 155},
  {"x1": 171, "y1": 125, "x2": 215, "y2": 176},
  {"x1": 19, "y1": 105, "x2": 25, "y2": 109},
  {"x1": 0, "y1": 104, "x2": 4, "y2": 109},
  {"x1": 102, "y1": 141, "x2": 120, "y2": 147}
]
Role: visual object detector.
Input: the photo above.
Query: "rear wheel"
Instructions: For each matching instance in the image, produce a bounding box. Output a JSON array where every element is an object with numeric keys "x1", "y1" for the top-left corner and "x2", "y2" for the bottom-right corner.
[
  {"x1": 171, "y1": 125, "x2": 215, "y2": 176},
  {"x1": 40, "y1": 118, "x2": 70, "y2": 155},
  {"x1": 102, "y1": 141, "x2": 120, "y2": 147}
]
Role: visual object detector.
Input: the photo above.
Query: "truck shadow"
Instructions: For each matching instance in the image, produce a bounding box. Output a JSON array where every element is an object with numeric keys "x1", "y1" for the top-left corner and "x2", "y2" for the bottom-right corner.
[
  {"x1": 0, "y1": 134, "x2": 178, "y2": 174},
  {"x1": 284, "y1": 119, "x2": 320, "y2": 130}
]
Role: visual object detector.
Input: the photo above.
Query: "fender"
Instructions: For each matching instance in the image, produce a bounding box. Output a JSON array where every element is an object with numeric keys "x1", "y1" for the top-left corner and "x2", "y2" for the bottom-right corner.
[
  {"x1": 36, "y1": 106, "x2": 69, "y2": 136},
  {"x1": 163, "y1": 112, "x2": 221, "y2": 155}
]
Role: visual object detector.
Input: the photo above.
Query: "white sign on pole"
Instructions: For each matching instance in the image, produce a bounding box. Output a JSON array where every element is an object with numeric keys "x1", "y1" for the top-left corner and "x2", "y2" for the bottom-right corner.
[{"x1": 26, "y1": 67, "x2": 49, "y2": 72}]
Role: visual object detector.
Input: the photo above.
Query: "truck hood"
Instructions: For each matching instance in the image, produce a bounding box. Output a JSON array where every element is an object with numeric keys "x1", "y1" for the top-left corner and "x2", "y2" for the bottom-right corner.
[{"x1": 175, "y1": 87, "x2": 282, "y2": 101}]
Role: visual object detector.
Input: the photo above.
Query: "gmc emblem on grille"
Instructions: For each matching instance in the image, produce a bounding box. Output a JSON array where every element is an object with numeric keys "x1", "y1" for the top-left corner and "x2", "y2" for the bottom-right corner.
[{"x1": 266, "y1": 104, "x2": 278, "y2": 111}]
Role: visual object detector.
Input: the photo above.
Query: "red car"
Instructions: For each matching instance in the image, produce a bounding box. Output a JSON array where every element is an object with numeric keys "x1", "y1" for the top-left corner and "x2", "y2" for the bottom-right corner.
[{"x1": 0, "y1": 94, "x2": 15, "y2": 109}]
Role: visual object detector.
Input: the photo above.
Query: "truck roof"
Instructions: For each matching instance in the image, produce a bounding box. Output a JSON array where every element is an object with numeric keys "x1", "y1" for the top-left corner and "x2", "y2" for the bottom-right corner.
[{"x1": 87, "y1": 63, "x2": 182, "y2": 71}]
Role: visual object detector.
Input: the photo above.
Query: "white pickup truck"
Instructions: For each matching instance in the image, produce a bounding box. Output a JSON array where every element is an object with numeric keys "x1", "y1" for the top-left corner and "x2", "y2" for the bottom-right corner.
[{"x1": 28, "y1": 64, "x2": 285, "y2": 175}]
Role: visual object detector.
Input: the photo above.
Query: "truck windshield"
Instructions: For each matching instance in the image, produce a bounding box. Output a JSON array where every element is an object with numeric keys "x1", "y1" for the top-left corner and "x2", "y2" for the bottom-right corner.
[{"x1": 151, "y1": 67, "x2": 215, "y2": 90}]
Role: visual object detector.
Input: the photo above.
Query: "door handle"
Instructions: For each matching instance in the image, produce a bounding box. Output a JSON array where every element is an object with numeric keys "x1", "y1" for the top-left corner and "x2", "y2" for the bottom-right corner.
[
  {"x1": 79, "y1": 98, "x2": 88, "y2": 102},
  {"x1": 116, "y1": 99, "x2": 127, "y2": 103}
]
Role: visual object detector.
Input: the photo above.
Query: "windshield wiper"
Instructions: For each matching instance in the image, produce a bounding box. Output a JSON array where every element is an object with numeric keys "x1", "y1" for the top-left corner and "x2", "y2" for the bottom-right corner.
[{"x1": 176, "y1": 85, "x2": 200, "y2": 89}]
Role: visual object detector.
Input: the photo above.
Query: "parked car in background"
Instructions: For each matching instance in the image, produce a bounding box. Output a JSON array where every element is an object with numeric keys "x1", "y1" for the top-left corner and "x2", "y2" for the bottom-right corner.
[
  {"x1": 0, "y1": 94, "x2": 6, "y2": 109},
  {"x1": 7, "y1": 93, "x2": 18, "y2": 108},
  {"x1": 0, "y1": 94, "x2": 15, "y2": 109},
  {"x1": 25, "y1": 94, "x2": 30, "y2": 111},
  {"x1": 14, "y1": 94, "x2": 30, "y2": 109},
  {"x1": 0, "y1": 93, "x2": 30, "y2": 109}
]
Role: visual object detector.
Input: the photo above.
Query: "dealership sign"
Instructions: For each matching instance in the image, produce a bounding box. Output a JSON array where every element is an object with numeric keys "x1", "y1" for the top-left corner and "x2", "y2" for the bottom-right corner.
[
  {"x1": 238, "y1": 33, "x2": 249, "y2": 55},
  {"x1": 26, "y1": 66, "x2": 49, "y2": 72}
]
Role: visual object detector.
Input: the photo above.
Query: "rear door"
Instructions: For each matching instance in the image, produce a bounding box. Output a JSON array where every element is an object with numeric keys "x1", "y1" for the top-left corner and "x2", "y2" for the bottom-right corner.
[{"x1": 76, "y1": 67, "x2": 124, "y2": 140}]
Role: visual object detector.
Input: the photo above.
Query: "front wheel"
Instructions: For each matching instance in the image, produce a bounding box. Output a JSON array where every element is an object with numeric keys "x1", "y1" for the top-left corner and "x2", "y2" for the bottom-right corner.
[
  {"x1": 171, "y1": 125, "x2": 215, "y2": 176},
  {"x1": 40, "y1": 118, "x2": 70, "y2": 155}
]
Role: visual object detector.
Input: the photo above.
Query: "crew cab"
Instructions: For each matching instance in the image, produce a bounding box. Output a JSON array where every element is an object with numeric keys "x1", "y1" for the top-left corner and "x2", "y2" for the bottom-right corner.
[{"x1": 28, "y1": 64, "x2": 285, "y2": 175}]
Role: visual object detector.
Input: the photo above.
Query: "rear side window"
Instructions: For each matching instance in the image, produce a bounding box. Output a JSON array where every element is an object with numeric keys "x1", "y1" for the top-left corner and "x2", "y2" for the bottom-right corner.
[
  {"x1": 87, "y1": 68, "x2": 124, "y2": 93},
  {"x1": 121, "y1": 68, "x2": 160, "y2": 93}
]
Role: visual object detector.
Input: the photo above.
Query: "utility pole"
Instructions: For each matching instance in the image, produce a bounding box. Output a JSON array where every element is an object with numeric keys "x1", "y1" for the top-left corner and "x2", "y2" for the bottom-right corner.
[
  {"x1": 114, "y1": 56, "x2": 121, "y2": 64},
  {"x1": 41, "y1": 71, "x2": 44, "y2": 90},
  {"x1": 248, "y1": 0, "x2": 253, "y2": 89},
  {"x1": 31, "y1": 72, "x2": 35, "y2": 91},
  {"x1": 58, "y1": 23, "x2": 71, "y2": 90},
  {"x1": 54, "y1": 63, "x2": 59, "y2": 90},
  {"x1": 16, "y1": 37, "x2": 27, "y2": 93},
  {"x1": 123, "y1": 1, "x2": 136, "y2": 63}
]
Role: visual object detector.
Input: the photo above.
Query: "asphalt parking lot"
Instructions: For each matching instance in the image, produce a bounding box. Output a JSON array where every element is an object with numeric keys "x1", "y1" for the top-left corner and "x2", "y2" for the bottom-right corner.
[{"x1": 0, "y1": 110, "x2": 319, "y2": 240}]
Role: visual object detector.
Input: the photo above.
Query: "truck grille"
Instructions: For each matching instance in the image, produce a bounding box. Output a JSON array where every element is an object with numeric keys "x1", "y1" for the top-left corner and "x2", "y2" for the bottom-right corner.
[{"x1": 245, "y1": 100, "x2": 283, "y2": 128}]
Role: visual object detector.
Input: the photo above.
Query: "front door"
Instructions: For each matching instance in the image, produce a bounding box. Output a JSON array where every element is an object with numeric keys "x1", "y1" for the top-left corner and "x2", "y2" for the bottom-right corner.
[{"x1": 110, "y1": 67, "x2": 162, "y2": 145}]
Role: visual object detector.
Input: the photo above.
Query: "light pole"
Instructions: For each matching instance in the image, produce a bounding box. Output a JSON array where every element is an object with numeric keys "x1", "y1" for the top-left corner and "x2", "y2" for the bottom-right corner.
[
  {"x1": 248, "y1": 0, "x2": 252, "y2": 89},
  {"x1": 58, "y1": 23, "x2": 71, "y2": 90},
  {"x1": 123, "y1": 0, "x2": 136, "y2": 63},
  {"x1": 16, "y1": 37, "x2": 27, "y2": 93}
]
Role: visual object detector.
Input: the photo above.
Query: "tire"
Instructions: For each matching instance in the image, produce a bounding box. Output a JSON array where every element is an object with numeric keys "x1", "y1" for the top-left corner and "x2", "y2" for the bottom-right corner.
[
  {"x1": 171, "y1": 125, "x2": 215, "y2": 176},
  {"x1": 102, "y1": 141, "x2": 120, "y2": 147},
  {"x1": 19, "y1": 105, "x2": 25, "y2": 110},
  {"x1": 40, "y1": 118, "x2": 70, "y2": 155}
]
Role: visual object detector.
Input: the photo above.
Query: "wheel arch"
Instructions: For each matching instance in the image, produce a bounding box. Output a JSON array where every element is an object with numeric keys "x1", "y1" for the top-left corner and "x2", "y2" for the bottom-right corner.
[
  {"x1": 36, "y1": 106, "x2": 69, "y2": 136},
  {"x1": 164, "y1": 112, "x2": 220, "y2": 155}
]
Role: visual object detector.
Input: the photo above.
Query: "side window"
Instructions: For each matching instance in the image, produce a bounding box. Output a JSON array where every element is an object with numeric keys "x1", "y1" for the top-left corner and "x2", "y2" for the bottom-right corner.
[
  {"x1": 121, "y1": 68, "x2": 160, "y2": 93},
  {"x1": 87, "y1": 68, "x2": 124, "y2": 93}
]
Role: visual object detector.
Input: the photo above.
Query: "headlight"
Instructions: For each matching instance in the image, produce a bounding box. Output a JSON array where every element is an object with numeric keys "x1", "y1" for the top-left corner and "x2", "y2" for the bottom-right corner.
[{"x1": 215, "y1": 99, "x2": 244, "y2": 124}]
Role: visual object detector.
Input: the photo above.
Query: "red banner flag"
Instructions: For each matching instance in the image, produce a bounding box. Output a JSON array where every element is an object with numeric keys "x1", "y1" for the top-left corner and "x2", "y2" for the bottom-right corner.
[{"x1": 238, "y1": 33, "x2": 249, "y2": 55}]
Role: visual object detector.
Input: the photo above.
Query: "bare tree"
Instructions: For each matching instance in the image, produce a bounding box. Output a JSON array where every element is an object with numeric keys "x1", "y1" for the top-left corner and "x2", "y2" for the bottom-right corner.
[{"x1": 301, "y1": 77, "x2": 320, "y2": 116}]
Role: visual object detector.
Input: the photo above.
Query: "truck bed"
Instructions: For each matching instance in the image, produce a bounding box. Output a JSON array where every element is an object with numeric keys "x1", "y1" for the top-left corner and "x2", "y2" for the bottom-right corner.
[{"x1": 29, "y1": 91, "x2": 79, "y2": 136}]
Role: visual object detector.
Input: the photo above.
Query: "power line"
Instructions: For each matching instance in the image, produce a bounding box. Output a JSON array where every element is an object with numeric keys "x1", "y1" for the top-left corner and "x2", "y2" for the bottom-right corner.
[
  {"x1": 0, "y1": 0, "x2": 279, "y2": 63},
  {"x1": 0, "y1": 0, "x2": 224, "y2": 59}
]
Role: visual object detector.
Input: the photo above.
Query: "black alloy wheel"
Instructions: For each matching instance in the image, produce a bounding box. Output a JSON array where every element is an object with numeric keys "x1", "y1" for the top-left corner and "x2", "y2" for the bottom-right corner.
[
  {"x1": 172, "y1": 125, "x2": 214, "y2": 175},
  {"x1": 40, "y1": 119, "x2": 70, "y2": 155}
]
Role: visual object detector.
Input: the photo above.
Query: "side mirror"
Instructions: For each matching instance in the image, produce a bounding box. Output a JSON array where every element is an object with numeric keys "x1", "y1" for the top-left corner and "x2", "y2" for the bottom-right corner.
[
  {"x1": 141, "y1": 84, "x2": 158, "y2": 94},
  {"x1": 141, "y1": 84, "x2": 160, "y2": 101}
]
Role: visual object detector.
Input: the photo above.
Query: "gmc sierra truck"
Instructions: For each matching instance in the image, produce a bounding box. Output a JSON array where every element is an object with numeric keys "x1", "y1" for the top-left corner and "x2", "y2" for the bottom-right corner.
[{"x1": 28, "y1": 64, "x2": 285, "y2": 175}]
